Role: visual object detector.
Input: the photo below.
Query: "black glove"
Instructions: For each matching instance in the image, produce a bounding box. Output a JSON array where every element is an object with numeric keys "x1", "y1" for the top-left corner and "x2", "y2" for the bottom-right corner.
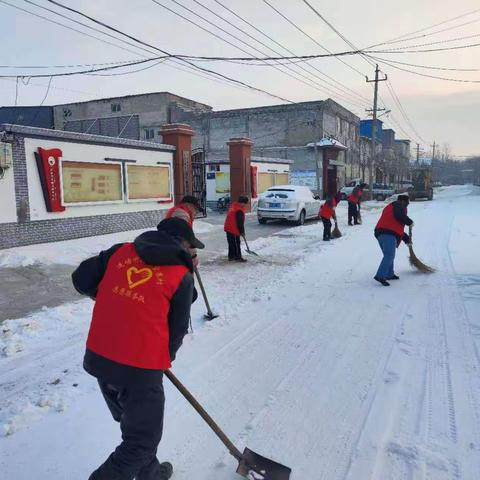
[{"x1": 402, "y1": 233, "x2": 411, "y2": 245}]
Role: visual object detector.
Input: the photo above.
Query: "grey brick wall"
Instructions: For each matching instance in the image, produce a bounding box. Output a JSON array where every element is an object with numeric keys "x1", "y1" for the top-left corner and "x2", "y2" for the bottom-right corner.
[
  {"x1": 0, "y1": 128, "x2": 172, "y2": 250},
  {"x1": 0, "y1": 210, "x2": 164, "y2": 250}
]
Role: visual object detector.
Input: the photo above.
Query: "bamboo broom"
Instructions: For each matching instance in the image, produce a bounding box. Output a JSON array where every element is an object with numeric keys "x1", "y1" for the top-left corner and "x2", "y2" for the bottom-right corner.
[
  {"x1": 407, "y1": 226, "x2": 435, "y2": 273},
  {"x1": 332, "y1": 220, "x2": 342, "y2": 238}
]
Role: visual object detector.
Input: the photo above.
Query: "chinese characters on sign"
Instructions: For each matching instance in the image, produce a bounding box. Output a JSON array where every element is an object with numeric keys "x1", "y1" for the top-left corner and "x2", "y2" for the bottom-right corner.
[
  {"x1": 35, "y1": 147, "x2": 66, "y2": 212},
  {"x1": 126, "y1": 164, "x2": 170, "y2": 200},
  {"x1": 61, "y1": 161, "x2": 123, "y2": 204}
]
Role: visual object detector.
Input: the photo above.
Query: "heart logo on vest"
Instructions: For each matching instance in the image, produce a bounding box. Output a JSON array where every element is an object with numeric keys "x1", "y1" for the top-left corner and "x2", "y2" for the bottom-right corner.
[{"x1": 127, "y1": 267, "x2": 153, "y2": 289}]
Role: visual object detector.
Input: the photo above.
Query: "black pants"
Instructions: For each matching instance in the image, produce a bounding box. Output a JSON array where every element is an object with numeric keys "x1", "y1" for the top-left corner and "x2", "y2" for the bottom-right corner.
[
  {"x1": 226, "y1": 232, "x2": 242, "y2": 259},
  {"x1": 348, "y1": 201, "x2": 359, "y2": 225},
  {"x1": 89, "y1": 380, "x2": 165, "y2": 480},
  {"x1": 321, "y1": 217, "x2": 332, "y2": 240}
]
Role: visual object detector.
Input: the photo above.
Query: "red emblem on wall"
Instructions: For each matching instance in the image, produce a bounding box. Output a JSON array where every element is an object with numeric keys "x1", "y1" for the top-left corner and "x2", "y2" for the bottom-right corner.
[{"x1": 35, "y1": 147, "x2": 66, "y2": 212}]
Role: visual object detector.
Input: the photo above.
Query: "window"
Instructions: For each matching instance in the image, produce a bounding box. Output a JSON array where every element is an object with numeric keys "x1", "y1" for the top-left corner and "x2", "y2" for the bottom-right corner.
[
  {"x1": 145, "y1": 129, "x2": 155, "y2": 140},
  {"x1": 209, "y1": 165, "x2": 221, "y2": 172},
  {"x1": 111, "y1": 103, "x2": 121, "y2": 112}
]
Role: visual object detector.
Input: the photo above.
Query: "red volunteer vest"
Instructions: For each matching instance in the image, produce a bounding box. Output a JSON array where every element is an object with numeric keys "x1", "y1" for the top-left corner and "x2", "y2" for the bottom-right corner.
[
  {"x1": 375, "y1": 203, "x2": 406, "y2": 238},
  {"x1": 224, "y1": 202, "x2": 245, "y2": 235},
  {"x1": 320, "y1": 202, "x2": 334, "y2": 219},
  {"x1": 165, "y1": 204, "x2": 194, "y2": 227},
  {"x1": 348, "y1": 192, "x2": 359, "y2": 204},
  {"x1": 87, "y1": 243, "x2": 188, "y2": 370}
]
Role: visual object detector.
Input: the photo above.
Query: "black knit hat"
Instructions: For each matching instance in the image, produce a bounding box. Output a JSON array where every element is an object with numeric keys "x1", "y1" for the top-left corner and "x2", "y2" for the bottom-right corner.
[
  {"x1": 181, "y1": 195, "x2": 201, "y2": 210},
  {"x1": 157, "y1": 217, "x2": 205, "y2": 249},
  {"x1": 398, "y1": 194, "x2": 410, "y2": 203},
  {"x1": 238, "y1": 195, "x2": 249, "y2": 204}
]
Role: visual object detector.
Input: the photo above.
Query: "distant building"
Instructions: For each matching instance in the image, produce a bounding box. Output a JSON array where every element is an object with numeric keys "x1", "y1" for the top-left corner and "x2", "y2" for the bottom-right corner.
[
  {"x1": 0, "y1": 106, "x2": 54, "y2": 129},
  {"x1": 53, "y1": 92, "x2": 211, "y2": 141}
]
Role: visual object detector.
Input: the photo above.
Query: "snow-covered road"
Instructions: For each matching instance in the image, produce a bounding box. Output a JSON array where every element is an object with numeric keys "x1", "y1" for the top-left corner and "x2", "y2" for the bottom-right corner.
[{"x1": 1, "y1": 186, "x2": 479, "y2": 480}]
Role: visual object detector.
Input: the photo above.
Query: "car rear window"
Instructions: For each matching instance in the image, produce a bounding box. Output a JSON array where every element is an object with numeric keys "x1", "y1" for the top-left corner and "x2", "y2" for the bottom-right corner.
[{"x1": 265, "y1": 191, "x2": 290, "y2": 199}]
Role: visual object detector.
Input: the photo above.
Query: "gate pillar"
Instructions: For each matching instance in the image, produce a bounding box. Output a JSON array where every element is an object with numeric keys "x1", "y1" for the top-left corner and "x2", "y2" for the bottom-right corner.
[
  {"x1": 160, "y1": 123, "x2": 194, "y2": 205},
  {"x1": 228, "y1": 137, "x2": 253, "y2": 212}
]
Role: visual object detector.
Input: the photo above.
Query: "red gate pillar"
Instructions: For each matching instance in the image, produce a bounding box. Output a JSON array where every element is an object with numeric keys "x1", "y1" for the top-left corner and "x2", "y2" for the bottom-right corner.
[
  {"x1": 228, "y1": 137, "x2": 253, "y2": 212},
  {"x1": 160, "y1": 123, "x2": 194, "y2": 205}
]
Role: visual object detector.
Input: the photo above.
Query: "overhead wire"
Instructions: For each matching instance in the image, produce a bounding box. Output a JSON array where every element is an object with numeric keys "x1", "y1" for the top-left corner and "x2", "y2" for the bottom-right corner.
[
  {"x1": 45, "y1": 0, "x2": 295, "y2": 103},
  {"x1": 151, "y1": 0, "x2": 367, "y2": 111},
  {"x1": 261, "y1": 0, "x2": 367, "y2": 77},
  {"x1": 365, "y1": 56, "x2": 480, "y2": 72},
  {"x1": 300, "y1": 0, "x2": 425, "y2": 145},
  {"x1": 368, "y1": 17, "x2": 480, "y2": 49},
  {"x1": 195, "y1": 0, "x2": 370, "y2": 105}
]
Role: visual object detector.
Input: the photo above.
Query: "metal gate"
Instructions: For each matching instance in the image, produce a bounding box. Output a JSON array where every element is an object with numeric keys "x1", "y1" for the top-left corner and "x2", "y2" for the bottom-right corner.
[{"x1": 191, "y1": 148, "x2": 207, "y2": 218}]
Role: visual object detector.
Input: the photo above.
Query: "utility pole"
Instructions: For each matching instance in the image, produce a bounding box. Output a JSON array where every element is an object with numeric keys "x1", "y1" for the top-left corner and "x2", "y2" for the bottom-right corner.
[
  {"x1": 431, "y1": 141, "x2": 436, "y2": 162},
  {"x1": 313, "y1": 111, "x2": 322, "y2": 197},
  {"x1": 366, "y1": 64, "x2": 387, "y2": 199},
  {"x1": 416, "y1": 143, "x2": 420, "y2": 164}
]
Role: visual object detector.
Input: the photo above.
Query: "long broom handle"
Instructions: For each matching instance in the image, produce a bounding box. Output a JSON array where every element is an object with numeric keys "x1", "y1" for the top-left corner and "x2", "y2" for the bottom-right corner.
[
  {"x1": 409, "y1": 225, "x2": 413, "y2": 242},
  {"x1": 193, "y1": 267, "x2": 214, "y2": 317},
  {"x1": 164, "y1": 370, "x2": 243, "y2": 461}
]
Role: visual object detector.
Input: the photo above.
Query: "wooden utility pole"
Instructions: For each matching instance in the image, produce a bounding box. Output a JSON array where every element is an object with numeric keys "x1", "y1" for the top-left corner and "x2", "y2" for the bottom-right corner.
[
  {"x1": 366, "y1": 64, "x2": 387, "y2": 198},
  {"x1": 416, "y1": 143, "x2": 420, "y2": 164}
]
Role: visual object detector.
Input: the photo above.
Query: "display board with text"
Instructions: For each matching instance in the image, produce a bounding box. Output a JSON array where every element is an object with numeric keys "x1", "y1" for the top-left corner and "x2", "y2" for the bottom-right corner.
[
  {"x1": 61, "y1": 161, "x2": 123, "y2": 204},
  {"x1": 126, "y1": 164, "x2": 171, "y2": 201}
]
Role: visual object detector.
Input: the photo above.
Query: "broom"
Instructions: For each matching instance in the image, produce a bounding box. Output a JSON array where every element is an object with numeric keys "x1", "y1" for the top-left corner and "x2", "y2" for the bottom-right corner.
[
  {"x1": 407, "y1": 226, "x2": 435, "y2": 273},
  {"x1": 331, "y1": 219, "x2": 342, "y2": 238}
]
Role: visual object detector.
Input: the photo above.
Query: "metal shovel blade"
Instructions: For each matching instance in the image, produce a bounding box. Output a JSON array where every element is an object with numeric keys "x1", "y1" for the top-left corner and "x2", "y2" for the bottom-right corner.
[
  {"x1": 203, "y1": 310, "x2": 219, "y2": 321},
  {"x1": 236, "y1": 447, "x2": 291, "y2": 480},
  {"x1": 246, "y1": 249, "x2": 260, "y2": 257}
]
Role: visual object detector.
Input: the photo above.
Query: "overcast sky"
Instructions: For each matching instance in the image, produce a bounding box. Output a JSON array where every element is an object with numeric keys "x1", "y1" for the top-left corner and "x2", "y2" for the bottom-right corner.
[{"x1": 1, "y1": 0, "x2": 479, "y2": 157}]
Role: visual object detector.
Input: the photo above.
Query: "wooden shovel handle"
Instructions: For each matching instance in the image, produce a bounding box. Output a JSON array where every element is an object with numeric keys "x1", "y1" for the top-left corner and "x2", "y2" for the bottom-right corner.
[{"x1": 164, "y1": 370, "x2": 243, "y2": 461}]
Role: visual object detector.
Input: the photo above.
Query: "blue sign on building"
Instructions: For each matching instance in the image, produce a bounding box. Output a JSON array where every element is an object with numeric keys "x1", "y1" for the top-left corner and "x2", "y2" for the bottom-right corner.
[{"x1": 360, "y1": 119, "x2": 383, "y2": 142}]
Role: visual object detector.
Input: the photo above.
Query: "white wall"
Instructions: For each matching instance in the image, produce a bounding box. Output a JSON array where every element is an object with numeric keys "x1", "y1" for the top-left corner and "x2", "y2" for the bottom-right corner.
[
  {"x1": 0, "y1": 155, "x2": 17, "y2": 224},
  {"x1": 205, "y1": 162, "x2": 290, "y2": 203},
  {"x1": 24, "y1": 137, "x2": 174, "y2": 221},
  {"x1": 206, "y1": 164, "x2": 230, "y2": 202}
]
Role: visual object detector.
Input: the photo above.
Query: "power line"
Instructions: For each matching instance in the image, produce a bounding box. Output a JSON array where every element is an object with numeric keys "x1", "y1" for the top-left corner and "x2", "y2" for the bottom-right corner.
[
  {"x1": 369, "y1": 41, "x2": 480, "y2": 54},
  {"x1": 370, "y1": 6, "x2": 480, "y2": 47},
  {"x1": 261, "y1": 0, "x2": 367, "y2": 77},
  {"x1": 35, "y1": 0, "x2": 295, "y2": 103},
  {"x1": 203, "y1": 0, "x2": 371, "y2": 104},
  {"x1": 372, "y1": 56, "x2": 480, "y2": 84},
  {"x1": 366, "y1": 56, "x2": 480, "y2": 72},
  {"x1": 151, "y1": 0, "x2": 367, "y2": 110},
  {"x1": 5, "y1": 0, "x2": 286, "y2": 98},
  {"x1": 369, "y1": 17, "x2": 480, "y2": 49},
  {"x1": 377, "y1": 32, "x2": 480, "y2": 52},
  {"x1": 300, "y1": 0, "x2": 375, "y2": 69},
  {"x1": 299, "y1": 0, "x2": 426, "y2": 145}
]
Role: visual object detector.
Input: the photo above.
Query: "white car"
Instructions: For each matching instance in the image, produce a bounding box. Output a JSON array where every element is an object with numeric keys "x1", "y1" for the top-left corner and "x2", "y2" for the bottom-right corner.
[{"x1": 257, "y1": 185, "x2": 321, "y2": 225}]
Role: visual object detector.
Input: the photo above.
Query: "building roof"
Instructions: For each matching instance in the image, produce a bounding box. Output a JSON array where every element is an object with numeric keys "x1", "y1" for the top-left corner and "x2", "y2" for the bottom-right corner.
[
  {"x1": 53, "y1": 91, "x2": 212, "y2": 110},
  {"x1": 0, "y1": 124, "x2": 175, "y2": 152},
  {"x1": 306, "y1": 137, "x2": 347, "y2": 150}
]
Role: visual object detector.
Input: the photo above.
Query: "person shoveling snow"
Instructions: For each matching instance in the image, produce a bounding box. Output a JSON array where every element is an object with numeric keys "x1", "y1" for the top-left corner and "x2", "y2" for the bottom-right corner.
[{"x1": 71, "y1": 218, "x2": 202, "y2": 480}]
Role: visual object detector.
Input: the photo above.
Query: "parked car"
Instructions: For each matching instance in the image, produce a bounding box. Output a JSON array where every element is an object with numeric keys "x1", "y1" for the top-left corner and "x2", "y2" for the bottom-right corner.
[
  {"x1": 340, "y1": 178, "x2": 362, "y2": 200},
  {"x1": 372, "y1": 183, "x2": 395, "y2": 201},
  {"x1": 257, "y1": 185, "x2": 321, "y2": 226},
  {"x1": 340, "y1": 179, "x2": 395, "y2": 201}
]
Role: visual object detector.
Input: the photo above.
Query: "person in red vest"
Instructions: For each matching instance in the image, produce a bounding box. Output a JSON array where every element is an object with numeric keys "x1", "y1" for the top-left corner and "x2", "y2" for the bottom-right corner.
[
  {"x1": 224, "y1": 195, "x2": 249, "y2": 262},
  {"x1": 164, "y1": 195, "x2": 201, "y2": 227},
  {"x1": 374, "y1": 194, "x2": 413, "y2": 286},
  {"x1": 348, "y1": 183, "x2": 366, "y2": 225},
  {"x1": 319, "y1": 196, "x2": 337, "y2": 241},
  {"x1": 72, "y1": 218, "x2": 203, "y2": 480}
]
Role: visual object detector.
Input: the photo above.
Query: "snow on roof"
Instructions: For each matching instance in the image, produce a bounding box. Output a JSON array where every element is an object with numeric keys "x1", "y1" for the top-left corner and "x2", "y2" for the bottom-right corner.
[{"x1": 306, "y1": 137, "x2": 347, "y2": 150}]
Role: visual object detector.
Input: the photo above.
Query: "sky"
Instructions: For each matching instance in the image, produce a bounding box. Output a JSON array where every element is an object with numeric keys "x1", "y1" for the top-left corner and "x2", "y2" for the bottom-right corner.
[{"x1": 1, "y1": 0, "x2": 479, "y2": 157}]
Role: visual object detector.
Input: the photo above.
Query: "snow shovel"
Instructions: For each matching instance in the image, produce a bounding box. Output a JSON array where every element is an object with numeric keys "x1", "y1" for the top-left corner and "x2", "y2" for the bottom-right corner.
[
  {"x1": 407, "y1": 226, "x2": 435, "y2": 273},
  {"x1": 242, "y1": 235, "x2": 259, "y2": 256},
  {"x1": 164, "y1": 370, "x2": 292, "y2": 480},
  {"x1": 193, "y1": 267, "x2": 219, "y2": 320}
]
